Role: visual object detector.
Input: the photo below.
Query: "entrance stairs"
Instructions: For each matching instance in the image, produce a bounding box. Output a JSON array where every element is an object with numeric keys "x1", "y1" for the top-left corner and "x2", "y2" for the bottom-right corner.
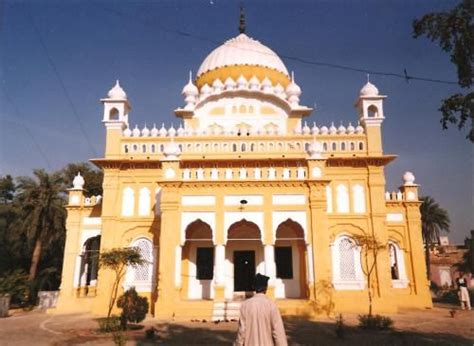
[{"x1": 211, "y1": 292, "x2": 253, "y2": 321}]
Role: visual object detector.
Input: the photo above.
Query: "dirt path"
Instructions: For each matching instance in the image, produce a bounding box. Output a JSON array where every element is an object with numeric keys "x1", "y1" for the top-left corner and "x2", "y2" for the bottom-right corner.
[{"x1": 0, "y1": 305, "x2": 472, "y2": 345}]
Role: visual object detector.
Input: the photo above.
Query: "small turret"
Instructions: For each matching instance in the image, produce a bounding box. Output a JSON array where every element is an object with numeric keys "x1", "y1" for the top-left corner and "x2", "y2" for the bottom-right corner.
[{"x1": 101, "y1": 80, "x2": 130, "y2": 129}]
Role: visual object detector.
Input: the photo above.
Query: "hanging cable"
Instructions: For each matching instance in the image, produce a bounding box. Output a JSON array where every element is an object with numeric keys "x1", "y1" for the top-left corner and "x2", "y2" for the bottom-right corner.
[
  {"x1": 23, "y1": 5, "x2": 99, "y2": 157},
  {"x1": 95, "y1": 5, "x2": 458, "y2": 86},
  {"x1": 2, "y1": 87, "x2": 54, "y2": 170}
]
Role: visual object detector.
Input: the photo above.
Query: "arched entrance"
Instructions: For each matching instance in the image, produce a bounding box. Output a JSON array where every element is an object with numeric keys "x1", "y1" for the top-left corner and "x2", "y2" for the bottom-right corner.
[
  {"x1": 226, "y1": 219, "x2": 263, "y2": 297},
  {"x1": 77, "y1": 235, "x2": 101, "y2": 297},
  {"x1": 274, "y1": 219, "x2": 307, "y2": 298},
  {"x1": 183, "y1": 219, "x2": 214, "y2": 299}
]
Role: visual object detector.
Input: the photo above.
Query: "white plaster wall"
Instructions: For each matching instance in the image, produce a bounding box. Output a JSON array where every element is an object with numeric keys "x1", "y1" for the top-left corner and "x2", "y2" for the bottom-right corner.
[
  {"x1": 194, "y1": 97, "x2": 288, "y2": 134},
  {"x1": 187, "y1": 243, "x2": 215, "y2": 300},
  {"x1": 83, "y1": 217, "x2": 101, "y2": 225},
  {"x1": 138, "y1": 187, "x2": 151, "y2": 216},
  {"x1": 352, "y1": 184, "x2": 366, "y2": 213},
  {"x1": 336, "y1": 184, "x2": 349, "y2": 213},
  {"x1": 274, "y1": 240, "x2": 301, "y2": 299},
  {"x1": 224, "y1": 195, "x2": 263, "y2": 206},
  {"x1": 272, "y1": 194, "x2": 306, "y2": 205},
  {"x1": 122, "y1": 187, "x2": 134, "y2": 216},
  {"x1": 182, "y1": 195, "x2": 216, "y2": 206}
]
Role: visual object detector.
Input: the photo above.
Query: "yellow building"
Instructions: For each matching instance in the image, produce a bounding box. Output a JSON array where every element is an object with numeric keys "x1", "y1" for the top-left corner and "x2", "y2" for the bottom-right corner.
[{"x1": 55, "y1": 28, "x2": 432, "y2": 319}]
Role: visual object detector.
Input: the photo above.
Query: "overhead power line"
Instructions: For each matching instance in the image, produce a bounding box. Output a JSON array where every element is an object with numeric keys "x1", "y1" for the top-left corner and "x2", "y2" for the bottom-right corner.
[
  {"x1": 2, "y1": 87, "x2": 53, "y2": 170},
  {"x1": 96, "y1": 5, "x2": 458, "y2": 86},
  {"x1": 23, "y1": 6, "x2": 99, "y2": 157}
]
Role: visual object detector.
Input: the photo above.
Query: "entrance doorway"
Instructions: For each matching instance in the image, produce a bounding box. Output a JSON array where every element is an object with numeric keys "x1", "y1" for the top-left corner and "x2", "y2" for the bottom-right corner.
[{"x1": 234, "y1": 251, "x2": 255, "y2": 292}]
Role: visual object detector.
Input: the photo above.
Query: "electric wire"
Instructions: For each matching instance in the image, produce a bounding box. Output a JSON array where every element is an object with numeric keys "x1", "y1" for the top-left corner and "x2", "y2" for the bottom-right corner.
[
  {"x1": 23, "y1": 5, "x2": 99, "y2": 157},
  {"x1": 2, "y1": 87, "x2": 54, "y2": 170},
  {"x1": 96, "y1": 5, "x2": 458, "y2": 86}
]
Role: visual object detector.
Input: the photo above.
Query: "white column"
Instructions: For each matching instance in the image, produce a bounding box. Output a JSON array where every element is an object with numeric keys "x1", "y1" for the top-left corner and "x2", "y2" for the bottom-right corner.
[
  {"x1": 214, "y1": 244, "x2": 226, "y2": 286},
  {"x1": 306, "y1": 244, "x2": 314, "y2": 284},
  {"x1": 264, "y1": 244, "x2": 276, "y2": 282},
  {"x1": 174, "y1": 245, "x2": 182, "y2": 287}
]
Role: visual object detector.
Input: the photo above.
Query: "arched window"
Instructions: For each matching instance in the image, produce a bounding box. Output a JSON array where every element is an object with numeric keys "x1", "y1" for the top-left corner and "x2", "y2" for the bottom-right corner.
[
  {"x1": 109, "y1": 107, "x2": 119, "y2": 121},
  {"x1": 336, "y1": 184, "x2": 349, "y2": 213},
  {"x1": 122, "y1": 187, "x2": 134, "y2": 216},
  {"x1": 341, "y1": 142, "x2": 346, "y2": 151},
  {"x1": 352, "y1": 184, "x2": 366, "y2": 213},
  {"x1": 367, "y1": 105, "x2": 378, "y2": 118},
  {"x1": 332, "y1": 235, "x2": 364, "y2": 290},
  {"x1": 358, "y1": 142, "x2": 364, "y2": 151},
  {"x1": 332, "y1": 142, "x2": 337, "y2": 151},
  {"x1": 389, "y1": 242, "x2": 409, "y2": 288},
  {"x1": 125, "y1": 238, "x2": 155, "y2": 292},
  {"x1": 138, "y1": 187, "x2": 151, "y2": 216}
]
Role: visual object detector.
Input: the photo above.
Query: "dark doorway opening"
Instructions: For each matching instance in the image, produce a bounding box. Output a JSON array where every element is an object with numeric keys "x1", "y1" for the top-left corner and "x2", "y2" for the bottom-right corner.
[{"x1": 234, "y1": 250, "x2": 255, "y2": 292}]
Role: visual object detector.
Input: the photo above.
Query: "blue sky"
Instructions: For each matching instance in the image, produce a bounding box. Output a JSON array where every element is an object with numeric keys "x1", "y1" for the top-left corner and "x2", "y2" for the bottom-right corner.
[{"x1": 1, "y1": 0, "x2": 472, "y2": 242}]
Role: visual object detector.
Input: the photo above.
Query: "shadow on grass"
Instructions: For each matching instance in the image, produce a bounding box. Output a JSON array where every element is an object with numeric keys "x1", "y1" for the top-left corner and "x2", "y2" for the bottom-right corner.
[
  {"x1": 129, "y1": 317, "x2": 472, "y2": 346},
  {"x1": 283, "y1": 316, "x2": 472, "y2": 346}
]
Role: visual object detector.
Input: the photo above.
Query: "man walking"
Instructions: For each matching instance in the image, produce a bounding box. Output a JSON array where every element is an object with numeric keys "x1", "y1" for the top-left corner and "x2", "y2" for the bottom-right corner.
[{"x1": 235, "y1": 273, "x2": 287, "y2": 346}]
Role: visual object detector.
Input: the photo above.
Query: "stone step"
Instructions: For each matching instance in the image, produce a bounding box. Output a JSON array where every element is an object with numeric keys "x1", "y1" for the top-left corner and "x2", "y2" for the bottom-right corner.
[{"x1": 212, "y1": 301, "x2": 242, "y2": 321}]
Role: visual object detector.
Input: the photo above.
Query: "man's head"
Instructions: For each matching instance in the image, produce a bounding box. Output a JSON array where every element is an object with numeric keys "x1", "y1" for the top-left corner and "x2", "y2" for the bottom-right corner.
[{"x1": 254, "y1": 273, "x2": 269, "y2": 293}]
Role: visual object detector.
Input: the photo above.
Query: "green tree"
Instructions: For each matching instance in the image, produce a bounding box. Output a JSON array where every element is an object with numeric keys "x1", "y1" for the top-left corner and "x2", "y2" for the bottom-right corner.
[
  {"x1": 0, "y1": 175, "x2": 18, "y2": 275},
  {"x1": 14, "y1": 169, "x2": 66, "y2": 283},
  {"x1": 420, "y1": 196, "x2": 450, "y2": 279},
  {"x1": 61, "y1": 162, "x2": 103, "y2": 196},
  {"x1": 99, "y1": 248, "x2": 144, "y2": 319},
  {"x1": 0, "y1": 175, "x2": 15, "y2": 204},
  {"x1": 413, "y1": 0, "x2": 474, "y2": 141}
]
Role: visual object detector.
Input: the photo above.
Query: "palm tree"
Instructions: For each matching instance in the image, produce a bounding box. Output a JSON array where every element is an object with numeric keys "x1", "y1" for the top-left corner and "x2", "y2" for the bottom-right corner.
[
  {"x1": 14, "y1": 169, "x2": 66, "y2": 282},
  {"x1": 420, "y1": 196, "x2": 450, "y2": 279}
]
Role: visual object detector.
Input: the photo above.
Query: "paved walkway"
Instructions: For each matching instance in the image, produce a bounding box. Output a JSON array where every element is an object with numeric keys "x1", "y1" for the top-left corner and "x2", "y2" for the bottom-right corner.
[{"x1": 0, "y1": 304, "x2": 472, "y2": 345}]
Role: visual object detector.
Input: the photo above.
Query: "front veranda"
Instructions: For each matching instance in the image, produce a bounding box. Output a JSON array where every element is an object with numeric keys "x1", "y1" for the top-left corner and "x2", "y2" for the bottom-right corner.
[{"x1": 178, "y1": 218, "x2": 310, "y2": 303}]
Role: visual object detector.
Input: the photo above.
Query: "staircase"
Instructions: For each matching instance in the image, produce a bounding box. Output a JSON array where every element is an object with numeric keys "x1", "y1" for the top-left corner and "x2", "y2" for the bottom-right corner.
[
  {"x1": 212, "y1": 301, "x2": 242, "y2": 321},
  {"x1": 212, "y1": 292, "x2": 253, "y2": 321}
]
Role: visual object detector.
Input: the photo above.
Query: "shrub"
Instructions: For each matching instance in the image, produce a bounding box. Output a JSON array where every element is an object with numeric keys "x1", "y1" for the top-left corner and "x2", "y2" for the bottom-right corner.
[
  {"x1": 97, "y1": 316, "x2": 121, "y2": 332},
  {"x1": 117, "y1": 287, "x2": 149, "y2": 328},
  {"x1": 0, "y1": 270, "x2": 29, "y2": 305},
  {"x1": 358, "y1": 314, "x2": 393, "y2": 330}
]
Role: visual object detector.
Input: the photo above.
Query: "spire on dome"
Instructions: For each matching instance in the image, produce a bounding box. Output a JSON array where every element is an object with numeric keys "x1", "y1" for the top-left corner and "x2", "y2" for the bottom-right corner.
[
  {"x1": 238, "y1": 3, "x2": 246, "y2": 34},
  {"x1": 107, "y1": 80, "x2": 127, "y2": 100}
]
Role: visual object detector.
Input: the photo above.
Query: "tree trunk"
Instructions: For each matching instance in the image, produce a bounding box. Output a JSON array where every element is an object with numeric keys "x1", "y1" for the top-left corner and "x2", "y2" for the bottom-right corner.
[
  {"x1": 425, "y1": 242, "x2": 431, "y2": 280},
  {"x1": 28, "y1": 239, "x2": 42, "y2": 282}
]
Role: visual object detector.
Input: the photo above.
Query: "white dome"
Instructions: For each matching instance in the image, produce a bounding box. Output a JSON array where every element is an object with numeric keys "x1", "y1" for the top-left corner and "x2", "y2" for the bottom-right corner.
[
  {"x1": 197, "y1": 34, "x2": 289, "y2": 77},
  {"x1": 107, "y1": 80, "x2": 127, "y2": 100},
  {"x1": 359, "y1": 81, "x2": 379, "y2": 97}
]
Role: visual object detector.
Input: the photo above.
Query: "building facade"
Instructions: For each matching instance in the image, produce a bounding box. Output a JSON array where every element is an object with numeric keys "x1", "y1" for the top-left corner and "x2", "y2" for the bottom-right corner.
[{"x1": 55, "y1": 31, "x2": 432, "y2": 319}]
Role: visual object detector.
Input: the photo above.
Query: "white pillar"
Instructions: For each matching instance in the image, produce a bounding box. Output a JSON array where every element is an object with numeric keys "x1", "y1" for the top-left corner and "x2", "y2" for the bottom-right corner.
[
  {"x1": 264, "y1": 244, "x2": 276, "y2": 282},
  {"x1": 306, "y1": 244, "x2": 314, "y2": 284},
  {"x1": 175, "y1": 245, "x2": 182, "y2": 287},
  {"x1": 214, "y1": 244, "x2": 226, "y2": 285}
]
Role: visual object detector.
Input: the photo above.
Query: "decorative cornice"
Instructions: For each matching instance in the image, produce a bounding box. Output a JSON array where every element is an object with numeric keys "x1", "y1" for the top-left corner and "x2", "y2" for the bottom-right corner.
[{"x1": 327, "y1": 155, "x2": 396, "y2": 167}]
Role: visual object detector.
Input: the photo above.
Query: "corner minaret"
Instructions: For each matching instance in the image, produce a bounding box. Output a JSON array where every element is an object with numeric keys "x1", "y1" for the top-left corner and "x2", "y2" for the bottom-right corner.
[
  {"x1": 355, "y1": 76, "x2": 386, "y2": 155},
  {"x1": 101, "y1": 80, "x2": 131, "y2": 157}
]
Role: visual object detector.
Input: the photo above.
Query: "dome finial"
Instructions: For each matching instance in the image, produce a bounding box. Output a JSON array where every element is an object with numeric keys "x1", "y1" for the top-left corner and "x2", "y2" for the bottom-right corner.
[
  {"x1": 367, "y1": 73, "x2": 370, "y2": 83},
  {"x1": 239, "y1": 3, "x2": 246, "y2": 34},
  {"x1": 189, "y1": 70, "x2": 193, "y2": 83}
]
